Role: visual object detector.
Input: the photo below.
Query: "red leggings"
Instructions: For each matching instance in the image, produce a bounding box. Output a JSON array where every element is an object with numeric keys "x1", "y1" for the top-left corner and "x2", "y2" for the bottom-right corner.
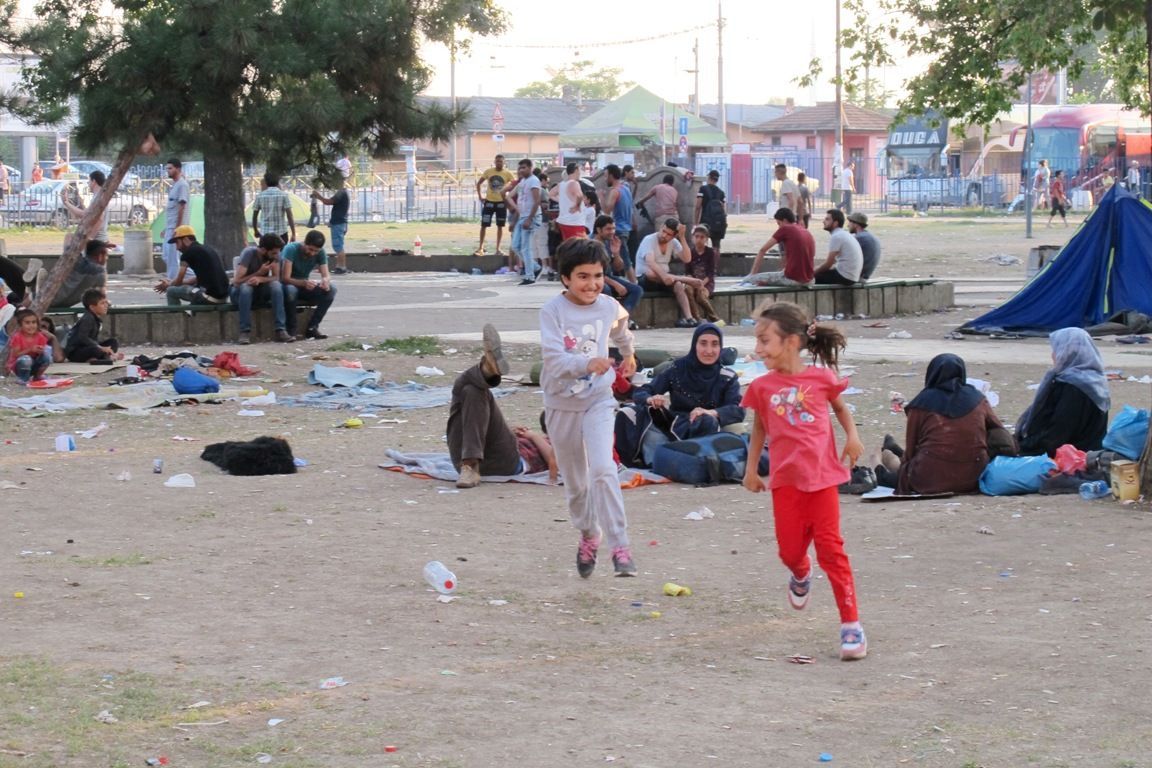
[{"x1": 771, "y1": 485, "x2": 859, "y2": 623}]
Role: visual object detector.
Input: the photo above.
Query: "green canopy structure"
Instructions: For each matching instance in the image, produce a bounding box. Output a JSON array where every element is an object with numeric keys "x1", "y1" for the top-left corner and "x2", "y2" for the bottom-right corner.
[{"x1": 558, "y1": 86, "x2": 730, "y2": 150}]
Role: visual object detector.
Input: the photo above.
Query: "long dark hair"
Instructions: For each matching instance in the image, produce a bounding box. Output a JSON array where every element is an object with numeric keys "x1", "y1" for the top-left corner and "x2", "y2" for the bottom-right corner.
[{"x1": 755, "y1": 300, "x2": 846, "y2": 371}]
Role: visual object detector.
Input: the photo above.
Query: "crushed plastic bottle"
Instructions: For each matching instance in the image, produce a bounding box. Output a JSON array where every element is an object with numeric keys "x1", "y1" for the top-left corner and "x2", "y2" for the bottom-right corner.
[
  {"x1": 423, "y1": 561, "x2": 456, "y2": 594},
  {"x1": 1078, "y1": 480, "x2": 1111, "y2": 500}
]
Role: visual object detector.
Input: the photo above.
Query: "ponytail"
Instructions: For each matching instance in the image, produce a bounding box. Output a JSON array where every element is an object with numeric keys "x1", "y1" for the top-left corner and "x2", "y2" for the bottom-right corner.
[{"x1": 755, "y1": 300, "x2": 847, "y2": 372}]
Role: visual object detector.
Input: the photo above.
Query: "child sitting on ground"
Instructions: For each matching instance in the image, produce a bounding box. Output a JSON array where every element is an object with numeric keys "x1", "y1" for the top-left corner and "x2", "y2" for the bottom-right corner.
[
  {"x1": 6, "y1": 308, "x2": 52, "y2": 383},
  {"x1": 65, "y1": 288, "x2": 123, "y2": 363},
  {"x1": 39, "y1": 316, "x2": 67, "y2": 362}
]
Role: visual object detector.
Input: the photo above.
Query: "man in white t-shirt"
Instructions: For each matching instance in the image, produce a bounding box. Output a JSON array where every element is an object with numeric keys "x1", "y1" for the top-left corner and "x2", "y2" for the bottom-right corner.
[
  {"x1": 635, "y1": 217, "x2": 703, "y2": 327},
  {"x1": 1127, "y1": 160, "x2": 1142, "y2": 196},
  {"x1": 503, "y1": 158, "x2": 543, "y2": 285},
  {"x1": 775, "y1": 163, "x2": 799, "y2": 211},
  {"x1": 815, "y1": 208, "x2": 863, "y2": 285}
]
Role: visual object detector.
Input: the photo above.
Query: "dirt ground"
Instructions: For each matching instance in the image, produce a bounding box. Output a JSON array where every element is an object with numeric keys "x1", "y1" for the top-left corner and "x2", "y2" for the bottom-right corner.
[{"x1": 2, "y1": 212, "x2": 1151, "y2": 767}]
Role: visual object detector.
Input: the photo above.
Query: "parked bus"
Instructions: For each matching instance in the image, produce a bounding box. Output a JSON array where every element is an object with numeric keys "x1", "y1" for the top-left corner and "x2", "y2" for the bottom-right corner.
[{"x1": 1025, "y1": 104, "x2": 1152, "y2": 199}]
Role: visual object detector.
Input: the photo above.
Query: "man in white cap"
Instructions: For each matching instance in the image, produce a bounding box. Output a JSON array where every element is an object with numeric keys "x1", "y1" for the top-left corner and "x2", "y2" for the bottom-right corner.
[
  {"x1": 1127, "y1": 161, "x2": 1141, "y2": 196},
  {"x1": 847, "y1": 212, "x2": 881, "y2": 282}
]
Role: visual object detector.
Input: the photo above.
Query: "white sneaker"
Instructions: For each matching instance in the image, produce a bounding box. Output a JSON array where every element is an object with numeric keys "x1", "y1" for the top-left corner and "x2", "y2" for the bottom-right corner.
[
  {"x1": 840, "y1": 625, "x2": 868, "y2": 661},
  {"x1": 21, "y1": 258, "x2": 43, "y2": 284}
]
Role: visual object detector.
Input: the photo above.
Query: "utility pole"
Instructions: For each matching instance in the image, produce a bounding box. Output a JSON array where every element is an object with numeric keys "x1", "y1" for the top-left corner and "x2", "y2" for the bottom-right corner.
[
  {"x1": 691, "y1": 38, "x2": 701, "y2": 117},
  {"x1": 717, "y1": 1, "x2": 726, "y2": 135},
  {"x1": 449, "y1": 33, "x2": 458, "y2": 172},
  {"x1": 834, "y1": 0, "x2": 843, "y2": 201}
]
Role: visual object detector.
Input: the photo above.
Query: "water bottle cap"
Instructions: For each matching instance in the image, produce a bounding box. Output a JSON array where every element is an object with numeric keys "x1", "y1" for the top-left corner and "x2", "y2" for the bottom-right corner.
[{"x1": 443, "y1": 579, "x2": 454, "y2": 590}]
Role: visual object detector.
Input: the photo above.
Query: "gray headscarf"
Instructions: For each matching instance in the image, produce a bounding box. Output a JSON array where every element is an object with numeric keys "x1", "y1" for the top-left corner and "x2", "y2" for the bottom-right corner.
[{"x1": 1018, "y1": 328, "x2": 1110, "y2": 439}]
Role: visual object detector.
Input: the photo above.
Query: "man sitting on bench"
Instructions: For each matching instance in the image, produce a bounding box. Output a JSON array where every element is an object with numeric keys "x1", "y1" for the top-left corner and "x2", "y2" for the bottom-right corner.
[{"x1": 281, "y1": 230, "x2": 337, "y2": 340}]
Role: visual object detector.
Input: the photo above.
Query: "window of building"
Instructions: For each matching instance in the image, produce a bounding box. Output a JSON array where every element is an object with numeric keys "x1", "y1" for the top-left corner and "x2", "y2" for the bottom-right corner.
[
  {"x1": 806, "y1": 136, "x2": 817, "y2": 150},
  {"x1": 771, "y1": 136, "x2": 782, "y2": 146}
]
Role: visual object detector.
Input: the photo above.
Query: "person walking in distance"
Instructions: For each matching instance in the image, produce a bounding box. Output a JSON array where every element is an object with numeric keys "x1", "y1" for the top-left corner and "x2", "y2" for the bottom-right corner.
[
  {"x1": 474, "y1": 154, "x2": 515, "y2": 256},
  {"x1": 1047, "y1": 170, "x2": 1069, "y2": 228},
  {"x1": 503, "y1": 159, "x2": 543, "y2": 285},
  {"x1": 836, "y1": 161, "x2": 856, "y2": 214},
  {"x1": 162, "y1": 159, "x2": 190, "y2": 279},
  {"x1": 742, "y1": 301, "x2": 868, "y2": 661}
]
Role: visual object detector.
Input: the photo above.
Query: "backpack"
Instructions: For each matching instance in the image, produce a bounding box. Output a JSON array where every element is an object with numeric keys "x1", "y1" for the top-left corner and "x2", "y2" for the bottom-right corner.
[
  {"x1": 701, "y1": 187, "x2": 727, "y2": 238},
  {"x1": 652, "y1": 432, "x2": 767, "y2": 486}
]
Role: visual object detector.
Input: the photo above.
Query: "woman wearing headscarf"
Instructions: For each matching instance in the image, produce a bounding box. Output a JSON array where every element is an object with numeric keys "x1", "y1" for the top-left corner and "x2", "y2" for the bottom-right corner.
[
  {"x1": 1015, "y1": 327, "x2": 1110, "y2": 456},
  {"x1": 875, "y1": 353, "x2": 1006, "y2": 494},
  {"x1": 630, "y1": 323, "x2": 745, "y2": 465}
]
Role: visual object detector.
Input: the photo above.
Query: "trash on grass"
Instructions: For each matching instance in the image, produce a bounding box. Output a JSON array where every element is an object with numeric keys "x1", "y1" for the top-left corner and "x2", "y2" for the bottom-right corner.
[
  {"x1": 77, "y1": 423, "x2": 108, "y2": 439},
  {"x1": 94, "y1": 709, "x2": 119, "y2": 723},
  {"x1": 663, "y1": 582, "x2": 693, "y2": 597},
  {"x1": 163, "y1": 474, "x2": 196, "y2": 488},
  {"x1": 683, "y1": 506, "x2": 715, "y2": 521},
  {"x1": 319, "y1": 676, "x2": 349, "y2": 689},
  {"x1": 415, "y1": 366, "x2": 445, "y2": 377}
]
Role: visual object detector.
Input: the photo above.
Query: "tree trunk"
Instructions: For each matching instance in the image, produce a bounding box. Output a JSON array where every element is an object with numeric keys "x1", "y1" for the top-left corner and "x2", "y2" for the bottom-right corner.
[
  {"x1": 30, "y1": 141, "x2": 140, "y2": 313},
  {"x1": 203, "y1": 149, "x2": 247, "y2": 261}
]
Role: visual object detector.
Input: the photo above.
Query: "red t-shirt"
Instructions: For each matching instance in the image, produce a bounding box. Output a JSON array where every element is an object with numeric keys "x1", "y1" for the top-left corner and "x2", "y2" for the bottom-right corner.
[
  {"x1": 6, "y1": 330, "x2": 49, "y2": 373},
  {"x1": 741, "y1": 365, "x2": 850, "y2": 491},
  {"x1": 773, "y1": 223, "x2": 816, "y2": 283}
]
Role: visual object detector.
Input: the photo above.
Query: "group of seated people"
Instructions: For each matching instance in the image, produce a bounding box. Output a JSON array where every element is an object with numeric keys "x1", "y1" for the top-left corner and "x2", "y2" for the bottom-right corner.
[
  {"x1": 153, "y1": 226, "x2": 337, "y2": 344},
  {"x1": 744, "y1": 207, "x2": 881, "y2": 289},
  {"x1": 448, "y1": 306, "x2": 1113, "y2": 495}
]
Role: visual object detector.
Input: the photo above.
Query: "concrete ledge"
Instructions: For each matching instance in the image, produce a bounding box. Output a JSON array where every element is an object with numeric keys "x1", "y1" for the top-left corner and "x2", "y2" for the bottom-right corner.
[
  {"x1": 634, "y1": 279, "x2": 954, "y2": 329},
  {"x1": 45, "y1": 304, "x2": 316, "y2": 347}
]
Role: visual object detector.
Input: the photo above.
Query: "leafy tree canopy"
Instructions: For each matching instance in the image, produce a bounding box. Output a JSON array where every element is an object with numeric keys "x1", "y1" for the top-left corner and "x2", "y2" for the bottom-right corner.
[
  {"x1": 514, "y1": 60, "x2": 632, "y2": 101},
  {"x1": 803, "y1": 0, "x2": 1151, "y2": 127}
]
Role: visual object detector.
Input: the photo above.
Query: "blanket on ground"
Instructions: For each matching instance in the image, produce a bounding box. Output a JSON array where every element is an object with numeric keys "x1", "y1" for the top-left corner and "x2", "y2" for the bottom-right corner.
[
  {"x1": 379, "y1": 449, "x2": 669, "y2": 488},
  {"x1": 282, "y1": 381, "x2": 514, "y2": 411}
]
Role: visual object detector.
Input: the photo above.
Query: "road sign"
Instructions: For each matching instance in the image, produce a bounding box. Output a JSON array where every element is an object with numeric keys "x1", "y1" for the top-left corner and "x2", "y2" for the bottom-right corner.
[
  {"x1": 493, "y1": 133, "x2": 505, "y2": 142},
  {"x1": 679, "y1": 135, "x2": 689, "y2": 152},
  {"x1": 492, "y1": 104, "x2": 505, "y2": 132},
  {"x1": 679, "y1": 117, "x2": 689, "y2": 136}
]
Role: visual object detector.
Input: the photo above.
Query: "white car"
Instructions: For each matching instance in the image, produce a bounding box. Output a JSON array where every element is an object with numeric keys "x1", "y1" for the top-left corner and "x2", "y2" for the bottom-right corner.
[
  {"x1": 52, "y1": 160, "x2": 142, "y2": 189},
  {"x1": 1, "y1": 180, "x2": 156, "y2": 228}
]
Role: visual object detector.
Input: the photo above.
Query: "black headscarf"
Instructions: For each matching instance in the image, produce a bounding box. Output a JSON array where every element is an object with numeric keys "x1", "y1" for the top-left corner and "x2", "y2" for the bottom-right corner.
[{"x1": 905, "y1": 353, "x2": 985, "y2": 418}]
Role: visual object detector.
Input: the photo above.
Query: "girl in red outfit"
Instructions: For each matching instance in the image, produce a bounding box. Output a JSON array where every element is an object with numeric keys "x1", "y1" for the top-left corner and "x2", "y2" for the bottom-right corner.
[
  {"x1": 5, "y1": 308, "x2": 53, "y2": 384},
  {"x1": 741, "y1": 301, "x2": 868, "y2": 660}
]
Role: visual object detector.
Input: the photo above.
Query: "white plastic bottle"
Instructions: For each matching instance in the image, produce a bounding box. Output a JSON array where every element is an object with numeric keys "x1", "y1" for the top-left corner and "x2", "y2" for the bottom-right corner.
[
  {"x1": 423, "y1": 561, "x2": 456, "y2": 594},
  {"x1": 413, "y1": 235, "x2": 424, "y2": 257}
]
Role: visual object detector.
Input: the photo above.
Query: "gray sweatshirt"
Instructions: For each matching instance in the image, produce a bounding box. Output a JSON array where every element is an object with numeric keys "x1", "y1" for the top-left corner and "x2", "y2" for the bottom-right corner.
[{"x1": 539, "y1": 292, "x2": 635, "y2": 412}]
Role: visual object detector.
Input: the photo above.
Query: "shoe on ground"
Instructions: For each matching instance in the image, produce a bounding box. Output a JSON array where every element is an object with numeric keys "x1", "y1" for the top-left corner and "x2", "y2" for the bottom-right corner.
[
  {"x1": 713, "y1": 319, "x2": 726, "y2": 327},
  {"x1": 0, "y1": 303, "x2": 15, "y2": 330},
  {"x1": 840, "y1": 626, "x2": 868, "y2": 660},
  {"x1": 456, "y1": 462, "x2": 481, "y2": 489},
  {"x1": 473, "y1": 247, "x2": 486, "y2": 256},
  {"x1": 612, "y1": 546, "x2": 637, "y2": 577},
  {"x1": 518, "y1": 278, "x2": 535, "y2": 286},
  {"x1": 675, "y1": 317, "x2": 697, "y2": 328},
  {"x1": 628, "y1": 320, "x2": 639, "y2": 331},
  {"x1": 788, "y1": 570, "x2": 811, "y2": 610},
  {"x1": 238, "y1": 333, "x2": 251, "y2": 345},
  {"x1": 332, "y1": 267, "x2": 348, "y2": 275},
  {"x1": 577, "y1": 534, "x2": 601, "y2": 578},
  {"x1": 305, "y1": 327, "x2": 328, "y2": 340},
  {"x1": 21, "y1": 258, "x2": 43, "y2": 284},
  {"x1": 838, "y1": 465, "x2": 877, "y2": 495},
  {"x1": 275, "y1": 329, "x2": 295, "y2": 343},
  {"x1": 481, "y1": 323, "x2": 509, "y2": 376}
]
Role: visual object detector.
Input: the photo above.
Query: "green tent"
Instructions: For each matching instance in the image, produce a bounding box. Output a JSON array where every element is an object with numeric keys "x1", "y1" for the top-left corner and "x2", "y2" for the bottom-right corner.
[{"x1": 558, "y1": 86, "x2": 730, "y2": 150}]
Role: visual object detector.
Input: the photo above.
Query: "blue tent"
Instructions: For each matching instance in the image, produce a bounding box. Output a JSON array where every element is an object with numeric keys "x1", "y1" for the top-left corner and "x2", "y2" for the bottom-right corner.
[{"x1": 961, "y1": 184, "x2": 1152, "y2": 335}]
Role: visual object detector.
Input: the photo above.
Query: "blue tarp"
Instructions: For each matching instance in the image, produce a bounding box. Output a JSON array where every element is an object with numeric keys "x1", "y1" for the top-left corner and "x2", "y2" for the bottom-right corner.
[{"x1": 961, "y1": 184, "x2": 1152, "y2": 335}]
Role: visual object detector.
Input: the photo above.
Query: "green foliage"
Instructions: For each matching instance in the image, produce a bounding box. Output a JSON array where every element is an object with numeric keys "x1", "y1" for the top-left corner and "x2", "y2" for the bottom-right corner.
[
  {"x1": 0, "y1": 0, "x2": 506, "y2": 186},
  {"x1": 800, "y1": 0, "x2": 1152, "y2": 128},
  {"x1": 515, "y1": 60, "x2": 632, "y2": 101}
]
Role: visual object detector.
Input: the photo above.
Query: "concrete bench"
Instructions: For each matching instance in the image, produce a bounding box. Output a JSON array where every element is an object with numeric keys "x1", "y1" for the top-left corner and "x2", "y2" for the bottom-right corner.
[
  {"x1": 630, "y1": 278, "x2": 955, "y2": 329},
  {"x1": 45, "y1": 303, "x2": 316, "y2": 346}
]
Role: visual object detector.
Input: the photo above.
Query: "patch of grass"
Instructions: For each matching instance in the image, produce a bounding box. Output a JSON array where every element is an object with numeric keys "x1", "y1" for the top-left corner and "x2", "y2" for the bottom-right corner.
[
  {"x1": 328, "y1": 335, "x2": 441, "y2": 355},
  {"x1": 425, "y1": 215, "x2": 472, "y2": 223},
  {"x1": 70, "y1": 553, "x2": 151, "y2": 567}
]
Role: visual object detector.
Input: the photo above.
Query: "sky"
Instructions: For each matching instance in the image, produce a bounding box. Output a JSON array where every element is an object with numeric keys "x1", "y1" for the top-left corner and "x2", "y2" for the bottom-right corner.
[{"x1": 420, "y1": 0, "x2": 914, "y2": 107}]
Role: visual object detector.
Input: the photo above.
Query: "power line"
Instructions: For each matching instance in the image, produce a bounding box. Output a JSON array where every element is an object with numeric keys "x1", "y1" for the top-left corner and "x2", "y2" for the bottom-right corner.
[{"x1": 472, "y1": 23, "x2": 717, "y2": 50}]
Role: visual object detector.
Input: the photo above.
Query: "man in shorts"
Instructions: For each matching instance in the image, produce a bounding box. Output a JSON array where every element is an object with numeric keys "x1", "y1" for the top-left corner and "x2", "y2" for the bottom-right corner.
[{"x1": 474, "y1": 154, "x2": 515, "y2": 256}]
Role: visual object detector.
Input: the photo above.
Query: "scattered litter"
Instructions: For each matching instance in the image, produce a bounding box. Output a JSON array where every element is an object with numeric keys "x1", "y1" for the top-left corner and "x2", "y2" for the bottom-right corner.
[
  {"x1": 440, "y1": 670, "x2": 458, "y2": 676},
  {"x1": 171, "y1": 435, "x2": 197, "y2": 441},
  {"x1": 819, "y1": 753, "x2": 834, "y2": 763},
  {"x1": 184, "y1": 700, "x2": 212, "y2": 709},
  {"x1": 863, "y1": 321, "x2": 889, "y2": 328},
  {"x1": 144, "y1": 758, "x2": 169, "y2": 767},
  {"x1": 293, "y1": 457, "x2": 309, "y2": 467},
  {"x1": 488, "y1": 599, "x2": 509, "y2": 606},
  {"x1": 361, "y1": 343, "x2": 373, "y2": 351},
  {"x1": 977, "y1": 526, "x2": 995, "y2": 535},
  {"x1": 339, "y1": 359, "x2": 364, "y2": 369},
  {"x1": 663, "y1": 582, "x2": 692, "y2": 597},
  {"x1": 12, "y1": 591, "x2": 24, "y2": 599},
  {"x1": 889, "y1": 392, "x2": 906, "y2": 414},
  {"x1": 267, "y1": 718, "x2": 286, "y2": 727},
  {"x1": 94, "y1": 709, "x2": 119, "y2": 724},
  {"x1": 437, "y1": 487, "x2": 460, "y2": 494},
  {"x1": 319, "y1": 676, "x2": 349, "y2": 689},
  {"x1": 787, "y1": 654, "x2": 815, "y2": 664},
  {"x1": 384, "y1": 745, "x2": 398, "y2": 753},
  {"x1": 966, "y1": 377, "x2": 1000, "y2": 407},
  {"x1": 436, "y1": 594, "x2": 458, "y2": 603},
  {"x1": 683, "y1": 506, "x2": 715, "y2": 521},
  {"x1": 983, "y1": 254, "x2": 1020, "y2": 266},
  {"x1": 1115, "y1": 335, "x2": 1149, "y2": 344},
  {"x1": 930, "y1": 643, "x2": 949, "y2": 649},
  {"x1": 1, "y1": 480, "x2": 26, "y2": 490},
  {"x1": 236, "y1": 409, "x2": 265, "y2": 417},
  {"x1": 647, "y1": 611, "x2": 662, "y2": 619},
  {"x1": 445, "y1": 348, "x2": 458, "y2": 354},
  {"x1": 342, "y1": 417, "x2": 364, "y2": 428},
  {"x1": 255, "y1": 753, "x2": 273, "y2": 764},
  {"x1": 19, "y1": 550, "x2": 53, "y2": 556},
  {"x1": 163, "y1": 474, "x2": 196, "y2": 488},
  {"x1": 54, "y1": 434, "x2": 76, "y2": 452},
  {"x1": 887, "y1": 330, "x2": 913, "y2": 339},
  {"x1": 77, "y1": 423, "x2": 108, "y2": 439},
  {"x1": 1127, "y1": 375, "x2": 1152, "y2": 384},
  {"x1": 242, "y1": 392, "x2": 277, "y2": 406},
  {"x1": 415, "y1": 366, "x2": 445, "y2": 377}
]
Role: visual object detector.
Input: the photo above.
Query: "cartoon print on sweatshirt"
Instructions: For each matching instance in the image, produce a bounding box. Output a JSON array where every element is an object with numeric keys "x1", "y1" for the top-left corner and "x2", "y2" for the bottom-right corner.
[
  {"x1": 563, "y1": 320, "x2": 604, "y2": 394},
  {"x1": 770, "y1": 383, "x2": 817, "y2": 426}
]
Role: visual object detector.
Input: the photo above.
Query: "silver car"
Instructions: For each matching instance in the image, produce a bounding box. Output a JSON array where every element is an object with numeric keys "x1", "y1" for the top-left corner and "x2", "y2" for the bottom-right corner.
[{"x1": 0, "y1": 180, "x2": 155, "y2": 228}]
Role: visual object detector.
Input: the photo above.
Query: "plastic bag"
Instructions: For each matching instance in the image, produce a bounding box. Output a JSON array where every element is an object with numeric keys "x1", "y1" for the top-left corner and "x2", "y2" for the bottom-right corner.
[
  {"x1": 978, "y1": 455, "x2": 1057, "y2": 496},
  {"x1": 1101, "y1": 405, "x2": 1149, "y2": 460},
  {"x1": 172, "y1": 367, "x2": 221, "y2": 395},
  {"x1": 1054, "y1": 444, "x2": 1087, "y2": 474}
]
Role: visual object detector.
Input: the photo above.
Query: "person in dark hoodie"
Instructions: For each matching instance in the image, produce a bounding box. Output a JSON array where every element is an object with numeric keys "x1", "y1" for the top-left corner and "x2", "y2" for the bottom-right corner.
[
  {"x1": 631, "y1": 322, "x2": 745, "y2": 465},
  {"x1": 1015, "y1": 327, "x2": 1110, "y2": 456},
  {"x1": 874, "y1": 353, "x2": 1007, "y2": 494},
  {"x1": 64, "y1": 288, "x2": 122, "y2": 363}
]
